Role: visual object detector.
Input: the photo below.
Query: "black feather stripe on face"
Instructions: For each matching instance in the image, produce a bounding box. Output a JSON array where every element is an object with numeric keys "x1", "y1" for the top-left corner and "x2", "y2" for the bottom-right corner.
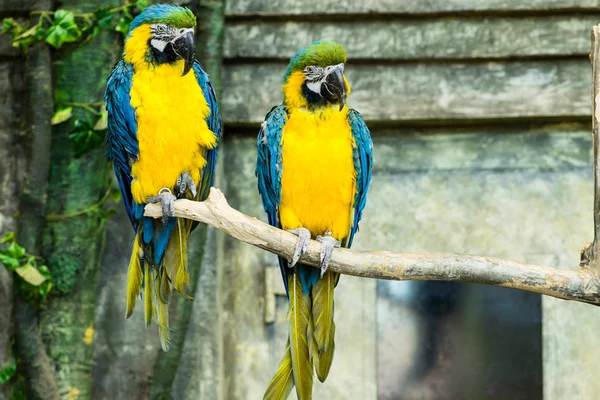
[
  {"x1": 150, "y1": 23, "x2": 176, "y2": 42},
  {"x1": 303, "y1": 65, "x2": 324, "y2": 83},
  {"x1": 302, "y1": 83, "x2": 325, "y2": 108}
]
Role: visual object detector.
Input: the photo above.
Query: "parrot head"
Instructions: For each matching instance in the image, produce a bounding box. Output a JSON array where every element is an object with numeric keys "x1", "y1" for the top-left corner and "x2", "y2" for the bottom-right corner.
[
  {"x1": 124, "y1": 4, "x2": 197, "y2": 76},
  {"x1": 282, "y1": 40, "x2": 350, "y2": 111}
]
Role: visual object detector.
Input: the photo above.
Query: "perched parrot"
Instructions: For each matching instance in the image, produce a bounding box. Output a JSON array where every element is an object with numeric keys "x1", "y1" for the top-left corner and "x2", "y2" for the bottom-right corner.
[
  {"x1": 256, "y1": 41, "x2": 373, "y2": 399},
  {"x1": 105, "y1": 4, "x2": 221, "y2": 351}
]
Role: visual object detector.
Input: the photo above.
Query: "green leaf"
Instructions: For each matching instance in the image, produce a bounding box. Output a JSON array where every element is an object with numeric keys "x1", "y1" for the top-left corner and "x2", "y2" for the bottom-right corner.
[
  {"x1": 110, "y1": 186, "x2": 122, "y2": 202},
  {"x1": 69, "y1": 119, "x2": 104, "y2": 157},
  {"x1": 135, "y1": 0, "x2": 149, "y2": 10},
  {"x1": 5, "y1": 242, "x2": 25, "y2": 260},
  {"x1": 114, "y1": 16, "x2": 131, "y2": 35},
  {"x1": 45, "y1": 10, "x2": 81, "y2": 48},
  {"x1": 0, "y1": 359, "x2": 16, "y2": 384},
  {"x1": 38, "y1": 265, "x2": 53, "y2": 280},
  {"x1": 0, "y1": 232, "x2": 15, "y2": 244},
  {"x1": 93, "y1": 8, "x2": 114, "y2": 29},
  {"x1": 93, "y1": 106, "x2": 108, "y2": 131},
  {"x1": 0, "y1": 254, "x2": 19, "y2": 270},
  {"x1": 2, "y1": 18, "x2": 21, "y2": 35},
  {"x1": 15, "y1": 264, "x2": 48, "y2": 286},
  {"x1": 51, "y1": 106, "x2": 73, "y2": 125},
  {"x1": 14, "y1": 25, "x2": 38, "y2": 40}
]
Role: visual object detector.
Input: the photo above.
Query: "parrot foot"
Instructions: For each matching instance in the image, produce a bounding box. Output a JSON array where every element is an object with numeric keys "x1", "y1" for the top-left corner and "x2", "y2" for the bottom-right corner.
[
  {"x1": 148, "y1": 188, "x2": 177, "y2": 226},
  {"x1": 176, "y1": 171, "x2": 197, "y2": 199},
  {"x1": 316, "y1": 231, "x2": 341, "y2": 277},
  {"x1": 286, "y1": 227, "x2": 311, "y2": 268}
]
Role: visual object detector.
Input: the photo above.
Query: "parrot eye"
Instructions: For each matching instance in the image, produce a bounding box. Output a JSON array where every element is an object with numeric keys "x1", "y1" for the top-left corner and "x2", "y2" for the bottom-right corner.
[
  {"x1": 152, "y1": 24, "x2": 171, "y2": 37},
  {"x1": 303, "y1": 66, "x2": 324, "y2": 80}
]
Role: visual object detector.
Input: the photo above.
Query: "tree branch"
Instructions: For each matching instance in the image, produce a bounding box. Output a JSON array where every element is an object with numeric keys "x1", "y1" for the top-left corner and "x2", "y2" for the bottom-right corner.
[{"x1": 145, "y1": 188, "x2": 600, "y2": 307}]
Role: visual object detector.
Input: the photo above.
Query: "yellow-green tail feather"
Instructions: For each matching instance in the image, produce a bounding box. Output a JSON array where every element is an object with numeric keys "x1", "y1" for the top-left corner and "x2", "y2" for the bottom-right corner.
[
  {"x1": 155, "y1": 269, "x2": 171, "y2": 352},
  {"x1": 144, "y1": 263, "x2": 153, "y2": 327},
  {"x1": 311, "y1": 270, "x2": 336, "y2": 353},
  {"x1": 164, "y1": 218, "x2": 191, "y2": 296},
  {"x1": 125, "y1": 233, "x2": 143, "y2": 318},
  {"x1": 288, "y1": 272, "x2": 313, "y2": 400},
  {"x1": 263, "y1": 341, "x2": 295, "y2": 400},
  {"x1": 316, "y1": 322, "x2": 335, "y2": 382}
]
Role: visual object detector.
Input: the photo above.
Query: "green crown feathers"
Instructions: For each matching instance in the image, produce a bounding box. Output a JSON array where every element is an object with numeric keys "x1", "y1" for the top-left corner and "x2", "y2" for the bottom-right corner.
[{"x1": 284, "y1": 40, "x2": 347, "y2": 81}]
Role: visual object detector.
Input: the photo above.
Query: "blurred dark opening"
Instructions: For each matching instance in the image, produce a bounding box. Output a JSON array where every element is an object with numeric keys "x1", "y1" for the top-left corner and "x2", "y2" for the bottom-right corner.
[{"x1": 377, "y1": 280, "x2": 542, "y2": 400}]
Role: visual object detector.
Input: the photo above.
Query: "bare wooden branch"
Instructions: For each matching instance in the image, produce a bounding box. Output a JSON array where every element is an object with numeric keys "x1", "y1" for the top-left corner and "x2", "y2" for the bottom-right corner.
[{"x1": 145, "y1": 188, "x2": 600, "y2": 307}]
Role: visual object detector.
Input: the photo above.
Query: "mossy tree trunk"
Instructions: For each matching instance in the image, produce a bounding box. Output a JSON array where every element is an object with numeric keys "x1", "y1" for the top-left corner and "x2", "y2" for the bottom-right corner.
[
  {"x1": 12, "y1": 1, "x2": 58, "y2": 399},
  {"x1": 37, "y1": 0, "x2": 121, "y2": 397}
]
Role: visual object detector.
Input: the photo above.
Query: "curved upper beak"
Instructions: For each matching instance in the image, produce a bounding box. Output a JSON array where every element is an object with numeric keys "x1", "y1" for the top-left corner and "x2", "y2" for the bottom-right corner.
[
  {"x1": 170, "y1": 30, "x2": 195, "y2": 76},
  {"x1": 321, "y1": 64, "x2": 346, "y2": 111}
]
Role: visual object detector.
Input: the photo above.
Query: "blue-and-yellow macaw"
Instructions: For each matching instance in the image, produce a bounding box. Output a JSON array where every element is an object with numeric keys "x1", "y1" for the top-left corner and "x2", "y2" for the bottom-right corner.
[
  {"x1": 256, "y1": 41, "x2": 373, "y2": 399},
  {"x1": 105, "y1": 4, "x2": 221, "y2": 351}
]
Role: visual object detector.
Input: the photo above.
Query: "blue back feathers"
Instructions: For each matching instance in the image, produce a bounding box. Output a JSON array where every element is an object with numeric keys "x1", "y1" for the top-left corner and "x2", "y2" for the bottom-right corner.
[{"x1": 105, "y1": 60, "x2": 138, "y2": 227}]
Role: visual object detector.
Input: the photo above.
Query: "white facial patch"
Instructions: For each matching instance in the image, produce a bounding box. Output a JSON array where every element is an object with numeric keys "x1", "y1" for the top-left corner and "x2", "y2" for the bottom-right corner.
[
  {"x1": 150, "y1": 38, "x2": 168, "y2": 51},
  {"x1": 306, "y1": 81, "x2": 322, "y2": 94}
]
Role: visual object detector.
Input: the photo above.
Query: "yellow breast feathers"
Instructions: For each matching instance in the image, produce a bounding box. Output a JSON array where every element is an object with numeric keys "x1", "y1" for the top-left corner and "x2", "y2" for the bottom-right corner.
[
  {"x1": 279, "y1": 107, "x2": 356, "y2": 241},
  {"x1": 124, "y1": 25, "x2": 216, "y2": 204}
]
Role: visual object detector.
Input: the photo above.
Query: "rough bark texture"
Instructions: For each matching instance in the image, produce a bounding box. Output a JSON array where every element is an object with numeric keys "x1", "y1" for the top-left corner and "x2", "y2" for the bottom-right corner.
[
  {"x1": 37, "y1": 0, "x2": 120, "y2": 397},
  {"x1": 0, "y1": 8, "x2": 28, "y2": 399},
  {"x1": 11, "y1": 1, "x2": 58, "y2": 398}
]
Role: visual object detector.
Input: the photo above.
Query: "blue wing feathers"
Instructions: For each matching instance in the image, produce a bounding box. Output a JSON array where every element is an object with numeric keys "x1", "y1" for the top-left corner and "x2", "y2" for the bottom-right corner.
[
  {"x1": 256, "y1": 105, "x2": 287, "y2": 228},
  {"x1": 193, "y1": 62, "x2": 222, "y2": 201},
  {"x1": 105, "y1": 60, "x2": 138, "y2": 228},
  {"x1": 256, "y1": 105, "x2": 288, "y2": 292},
  {"x1": 347, "y1": 109, "x2": 373, "y2": 248}
]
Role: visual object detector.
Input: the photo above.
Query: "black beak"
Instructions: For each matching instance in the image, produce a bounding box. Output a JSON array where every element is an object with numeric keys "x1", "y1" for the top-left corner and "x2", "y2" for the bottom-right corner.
[
  {"x1": 321, "y1": 65, "x2": 346, "y2": 111},
  {"x1": 171, "y1": 31, "x2": 195, "y2": 76}
]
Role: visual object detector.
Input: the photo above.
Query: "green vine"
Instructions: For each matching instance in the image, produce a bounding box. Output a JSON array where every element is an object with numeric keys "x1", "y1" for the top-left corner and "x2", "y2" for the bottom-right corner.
[
  {"x1": 0, "y1": 233, "x2": 53, "y2": 306},
  {"x1": 2, "y1": 0, "x2": 148, "y2": 157},
  {"x1": 2, "y1": 0, "x2": 147, "y2": 51},
  {"x1": 46, "y1": 184, "x2": 121, "y2": 222}
]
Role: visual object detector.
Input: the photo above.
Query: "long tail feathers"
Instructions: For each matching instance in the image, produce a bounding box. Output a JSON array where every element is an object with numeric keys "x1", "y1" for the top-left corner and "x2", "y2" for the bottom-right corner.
[
  {"x1": 144, "y1": 263, "x2": 153, "y2": 327},
  {"x1": 311, "y1": 270, "x2": 336, "y2": 353},
  {"x1": 126, "y1": 214, "x2": 193, "y2": 351},
  {"x1": 316, "y1": 322, "x2": 335, "y2": 382},
  {"x1": 164, "y1": 219, "x2": 191, "y2": 296},
  {"x1": 288, "y1": 271, "x2": 314, "y2": 400},
  {"x1": 157, "y1": 295, "x2": 171, "y2": 351},
  {"x1": 125, "y1": 233, "x2": 143, "y2": 318},
  {"x1": 263, "y1": 341, "x2": 295, "y2": 400},
  {"x1": 265, "y1": 268, "x2": 337, "y2": 399}
]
